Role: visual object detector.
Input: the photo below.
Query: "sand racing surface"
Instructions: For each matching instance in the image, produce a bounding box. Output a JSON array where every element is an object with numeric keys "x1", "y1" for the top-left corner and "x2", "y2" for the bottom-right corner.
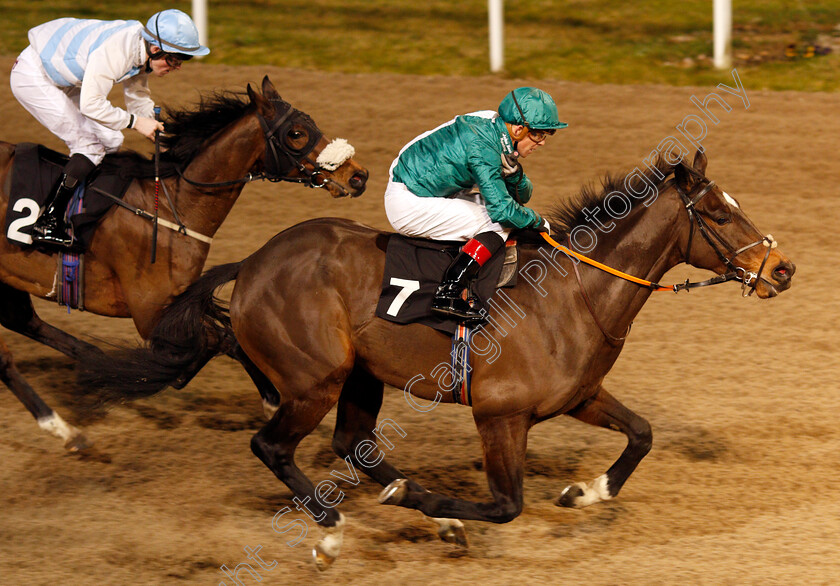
[{"x1": 0, "y1": 59, "x2": 838, "y2": 584}]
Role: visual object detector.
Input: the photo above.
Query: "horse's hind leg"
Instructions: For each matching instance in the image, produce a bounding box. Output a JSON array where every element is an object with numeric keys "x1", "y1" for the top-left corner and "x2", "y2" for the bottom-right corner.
[
  {"x1": 230, "y1": 344, "x2": 281, "y2": 418},
  {"x1": 0, "y1": 336, "x2": 88, "y2": 450},
  {"x1": 332, "y1": 365, "x2": 416, "y2": 487},
  {"x1": 380, "y1": 412, "x2": 530, "y2": 524},
  {"x1": 0, "y1": 283, "x2": 103, "y2": 361},
  {"x1": 250, "y1": 382, "x2": 348, "y2": 571},
  {"x1": 331, "y1": 366, "x2": 467, "y2": 546},
  {"x1": 168, "y1": 341, "x2": 282, "y2": 420},
  {"x1": 557, "y1": 384, "x2": 652, "y2": 508}
]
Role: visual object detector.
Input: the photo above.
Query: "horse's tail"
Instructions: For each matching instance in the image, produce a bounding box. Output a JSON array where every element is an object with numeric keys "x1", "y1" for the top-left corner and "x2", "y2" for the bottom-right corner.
[{"x1": 79, "y1": 261, "x2": 242, "y2": 404}]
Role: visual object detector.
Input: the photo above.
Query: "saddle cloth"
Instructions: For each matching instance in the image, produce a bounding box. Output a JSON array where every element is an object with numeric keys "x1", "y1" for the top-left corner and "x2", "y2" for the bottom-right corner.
[
  {"x1": 5, "y1": 143, "x2": 134, "y2": 251},
  {"x1": 375, "y1": 234, "x2": 518, "y2": 335}
]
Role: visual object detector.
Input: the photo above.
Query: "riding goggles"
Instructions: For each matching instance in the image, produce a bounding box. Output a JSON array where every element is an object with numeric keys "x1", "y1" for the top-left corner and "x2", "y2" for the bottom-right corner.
[
  {"x1": 150, "y1": 51, "x2": 193, "y2": 68},
  {"x1": 527, "y1": 128, "x2": 556, "y2": 142}
]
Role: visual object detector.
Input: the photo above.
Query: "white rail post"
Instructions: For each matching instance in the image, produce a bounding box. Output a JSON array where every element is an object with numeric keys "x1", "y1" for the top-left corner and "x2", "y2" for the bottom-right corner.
[
  {"x1": 489, "y1": 0, "x2": 504, "y2": 72},
  {"x1": 192, "y1": 0, "x2": 208, "y2": 56},
  {"x1": 713, "y1": 0, "x2": 732, "y2": 69}
]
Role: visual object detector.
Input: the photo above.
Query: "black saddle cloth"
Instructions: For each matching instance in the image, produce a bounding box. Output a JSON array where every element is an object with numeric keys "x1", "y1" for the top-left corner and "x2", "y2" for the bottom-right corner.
[
  {"x1": 5, "y1": 143, "x2": 136, "y2": 251},
  {"x1": 375, "y1": 234, "x2": 512, "y2": 335}
]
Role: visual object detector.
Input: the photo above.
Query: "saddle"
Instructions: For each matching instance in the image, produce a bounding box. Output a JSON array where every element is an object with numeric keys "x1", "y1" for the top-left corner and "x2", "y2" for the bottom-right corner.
[
  {"x1": 5, "y1": 143, "x2": 136, "y2": 251},
  {"x1": 375, "y1": 234, "x2": 518, "y2": 334}
]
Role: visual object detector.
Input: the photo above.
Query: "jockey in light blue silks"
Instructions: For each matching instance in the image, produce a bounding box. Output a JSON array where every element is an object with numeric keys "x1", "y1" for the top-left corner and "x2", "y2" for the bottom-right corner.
[
  {"x1": 9, "y1": 9, "x2": 209, "y2": 249},
  {"x1": 384, "y1": 87, "x2": 568, "y2": 324}
]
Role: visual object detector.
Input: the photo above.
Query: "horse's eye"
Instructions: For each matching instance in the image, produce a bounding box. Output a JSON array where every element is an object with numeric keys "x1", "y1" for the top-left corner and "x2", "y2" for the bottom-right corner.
[
  {"x1": 289, "y1": 130, "x2": 304, "y2": 140},
  {"x1": 716, "y1": 216, "x2": 730, "y2": 226}
]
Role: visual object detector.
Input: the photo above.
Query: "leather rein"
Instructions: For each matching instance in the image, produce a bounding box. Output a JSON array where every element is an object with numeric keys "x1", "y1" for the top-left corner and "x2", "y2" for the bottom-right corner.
[
  {"x1": 542, "y1": 178, "x2": 778, "y2": 344},
  {"x1": 98, "y1": 98, "x2": 342, "y2": 246}
]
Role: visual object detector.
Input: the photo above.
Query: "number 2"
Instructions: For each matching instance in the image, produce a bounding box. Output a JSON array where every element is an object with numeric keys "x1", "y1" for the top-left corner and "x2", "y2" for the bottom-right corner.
[{"x1": 7, "y1": 198, "x2": 40, "y2": 244}]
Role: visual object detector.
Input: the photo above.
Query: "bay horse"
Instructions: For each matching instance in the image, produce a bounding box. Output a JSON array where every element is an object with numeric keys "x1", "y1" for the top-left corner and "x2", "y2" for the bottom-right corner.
[
  {"x1": 0, "y1": 76, "x2": 368, "y2": 450},
  {"x1": 83, "y1": 150, "x2": 793, "y2": 568}
]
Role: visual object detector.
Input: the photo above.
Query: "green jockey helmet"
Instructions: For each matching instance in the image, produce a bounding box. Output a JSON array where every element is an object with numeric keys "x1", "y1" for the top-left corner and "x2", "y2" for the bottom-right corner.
[{"x1": 498, "y1": 87, "x2": 568, "y2": 130}]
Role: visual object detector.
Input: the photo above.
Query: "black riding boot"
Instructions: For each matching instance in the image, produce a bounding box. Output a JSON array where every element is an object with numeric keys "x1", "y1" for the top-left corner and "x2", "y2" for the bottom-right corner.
[
  {"x1": 31, "y1": 154, "x2": 96, "y2": 249},
  {"x1": 430, "y1": 232, "x2": 504, "y2": 325}
]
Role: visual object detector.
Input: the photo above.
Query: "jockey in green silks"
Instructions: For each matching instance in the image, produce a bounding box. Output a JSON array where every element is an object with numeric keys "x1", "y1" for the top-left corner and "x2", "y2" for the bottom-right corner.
[{"x1": 384, "y1": 87, "x2": 568, "y2": 324}]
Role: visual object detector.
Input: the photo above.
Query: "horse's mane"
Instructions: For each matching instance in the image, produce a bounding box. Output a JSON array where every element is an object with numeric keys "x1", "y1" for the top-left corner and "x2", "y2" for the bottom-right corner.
[
  {"x1": 544, "y1": 156, "x2": 679, "y2": 239},
  {"x1": 100, "y1": 91, "x2": 253, "y2": 178},
  {"x1": 159, "y1": 91, "x2": 252, "y2": 164}
]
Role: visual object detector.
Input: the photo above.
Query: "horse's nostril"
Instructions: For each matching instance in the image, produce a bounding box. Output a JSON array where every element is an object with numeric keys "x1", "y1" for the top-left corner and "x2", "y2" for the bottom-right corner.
[
  {"x1": 772, "y1": 262, "x2": 795, "y2": 283},
  {"x1": 349, "y1": 173, "x2": 367, "y2": 189}
]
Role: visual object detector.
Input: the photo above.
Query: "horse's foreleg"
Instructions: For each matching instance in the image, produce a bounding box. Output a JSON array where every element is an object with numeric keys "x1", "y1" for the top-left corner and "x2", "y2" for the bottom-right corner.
[
  {"x1": 557, "y1": 385, "x2": 652, "y2": 508},
  {"x1": 331, "y1": 367, "x2": 467, "y2": 546},
  {"x1": 0, "y1": 336, "x2": 89, "y2": 451},
  {"x1": 0, "y1": 283, "x2": 103, "y2": 361},
  {"x1": 380, "y1": 412, "x2": 529, "y2": 524}
]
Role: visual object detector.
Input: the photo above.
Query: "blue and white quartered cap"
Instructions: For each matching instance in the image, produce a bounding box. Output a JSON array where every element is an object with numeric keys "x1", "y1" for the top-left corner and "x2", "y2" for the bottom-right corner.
[{"x1": 141, "y1": 9, "x2": 209, "y2": 56}]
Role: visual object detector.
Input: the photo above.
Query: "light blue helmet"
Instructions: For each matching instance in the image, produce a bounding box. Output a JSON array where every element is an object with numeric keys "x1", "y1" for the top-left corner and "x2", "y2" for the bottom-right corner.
[
  {"x1": 498, "y1": 87, "x2": 567, "y2": 130},
  {"x1": 141, "y1": 9, "x2": 210, "y2": 57}
]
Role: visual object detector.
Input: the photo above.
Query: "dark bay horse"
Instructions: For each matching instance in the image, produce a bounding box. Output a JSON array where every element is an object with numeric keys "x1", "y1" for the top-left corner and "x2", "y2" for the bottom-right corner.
[
  {"x1": 84, "y1": 151, "x2": 793, "y2": 568},
  {"x1": 0, "y1": 76, "x2": 368, "y2": 450}
]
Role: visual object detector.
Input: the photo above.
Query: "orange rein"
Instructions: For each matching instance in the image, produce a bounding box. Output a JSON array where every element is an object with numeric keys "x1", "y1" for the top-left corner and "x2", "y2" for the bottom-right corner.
[{"x1": 540, "y1": 232, "x2": 674, "y2": 292}]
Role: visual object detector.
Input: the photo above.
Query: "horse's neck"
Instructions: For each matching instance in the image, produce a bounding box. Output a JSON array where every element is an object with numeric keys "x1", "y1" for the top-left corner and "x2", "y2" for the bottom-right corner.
[
  {"x1": 558, "y1": 190, "x2": 684, "y2": 335},
  {"x1": 167, "y1": 115, "x2": 264, "y2": 236}
]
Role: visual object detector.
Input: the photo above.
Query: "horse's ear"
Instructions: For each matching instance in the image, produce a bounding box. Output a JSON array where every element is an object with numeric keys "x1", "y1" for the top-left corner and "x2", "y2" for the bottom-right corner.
[
  {"x1": 247, "y1": 82, "x2": 274, "y2": 118},
  {"x1": 674, "y1": 158, "x2": 694, "y2": 193},
  {"x1": 692, "y1": 149, "x2": 708, "y2": 176},
  {"x1": 261, "y1": 76, "x2": 281, "y2": 101}
]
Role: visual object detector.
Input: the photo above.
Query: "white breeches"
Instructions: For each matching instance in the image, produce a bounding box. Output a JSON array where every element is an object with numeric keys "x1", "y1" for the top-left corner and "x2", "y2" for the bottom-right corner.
[
  {"x1": 384, "y1": 180, "x2": 510, "y2": 242},
  {"x1": 10, "y1": 46, "x2": 124, "y2": 166}
]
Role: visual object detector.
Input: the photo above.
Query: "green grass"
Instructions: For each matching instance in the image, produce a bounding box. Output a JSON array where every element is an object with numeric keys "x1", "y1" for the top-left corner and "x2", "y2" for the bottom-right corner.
[{"x1": 2, "y1": 0, "x2": 839, "y2": 91}]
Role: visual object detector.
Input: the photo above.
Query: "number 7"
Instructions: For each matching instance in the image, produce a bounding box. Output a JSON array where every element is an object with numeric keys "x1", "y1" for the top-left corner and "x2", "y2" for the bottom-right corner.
[{"x1": 387, "y1": 278, "x2": 420, "y2": 316}]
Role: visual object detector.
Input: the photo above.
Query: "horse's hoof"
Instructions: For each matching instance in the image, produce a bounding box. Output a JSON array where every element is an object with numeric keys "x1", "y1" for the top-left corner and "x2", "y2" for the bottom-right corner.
[
  {"x1": 556, "y1": 475, "x2": 611, "y2": 508},
  {"x1": 312, "y1": 543, "x2": 337, "y2": 571},
  {"x1": 64, "y1": 432, "x2": 92, "y2": 453},
  {"x1": 311, "y1": 513, "x2": 345, "y2": 571},
  {"x1": 556, "y1": 482, "x2": 586, "y2": 508},
  {"x1": 378, "y1": 478, "x2": 409, "y2": 505},
  {"x1": 431, "y1": 517, "x2": 469, "y2": 548}
]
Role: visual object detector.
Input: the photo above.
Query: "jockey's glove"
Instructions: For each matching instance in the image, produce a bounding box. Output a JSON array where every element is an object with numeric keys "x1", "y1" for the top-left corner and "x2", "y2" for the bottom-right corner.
[
  {"x1": 501, "y1": 153, "x2": 522, "y2": 178},
  {"x1": 534, "y1": 218, "x2": 551, "y2": 235},
  {"x1": 134, "y1": 116, "x2": 166, "y2": 141}
]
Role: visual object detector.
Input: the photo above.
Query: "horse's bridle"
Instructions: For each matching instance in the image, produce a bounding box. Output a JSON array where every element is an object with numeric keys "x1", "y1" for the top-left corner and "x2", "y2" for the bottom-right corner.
[
  {"x1": 541, "y1": 173, "x2": 782, "y2": 344},
  {"x1": 256, "y1": 98, "x2": 327, "y2": 187},
  {"x1": 675, "y1": 179, "x2": 778, "y2": 297},
  {"x1": 176, "y1": 97, "x2": 334, "y2": 190}
]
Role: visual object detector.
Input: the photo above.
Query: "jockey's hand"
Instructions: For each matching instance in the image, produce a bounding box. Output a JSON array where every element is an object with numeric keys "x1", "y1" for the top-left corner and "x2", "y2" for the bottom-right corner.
[
  {"x1": 534, "y1": 218, "x2": 551, "y2": 235},
  {"x1": 501, "y1": 153, "x2": 521, "y2": 178},
  {"x1": 134, "y1": 116, "x2": 165, "y2": 141}
]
